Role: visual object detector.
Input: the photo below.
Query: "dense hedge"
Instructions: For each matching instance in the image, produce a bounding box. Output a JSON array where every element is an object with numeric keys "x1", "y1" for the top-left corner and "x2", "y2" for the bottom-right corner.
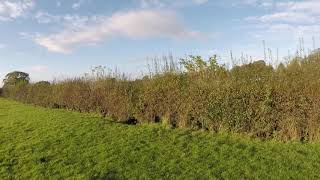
[{"x1": 3, "y1": 53, "x2": 320, "y2": 141}]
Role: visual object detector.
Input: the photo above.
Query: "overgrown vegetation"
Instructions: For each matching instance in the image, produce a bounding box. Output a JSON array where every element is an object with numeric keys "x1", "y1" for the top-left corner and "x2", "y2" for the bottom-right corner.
[
  {"x1": 2, "y1": 51, "x2": 320, "y2": 141},
  {"x1": 1, "y1": 98, "x2": 320, "y2": 179}
]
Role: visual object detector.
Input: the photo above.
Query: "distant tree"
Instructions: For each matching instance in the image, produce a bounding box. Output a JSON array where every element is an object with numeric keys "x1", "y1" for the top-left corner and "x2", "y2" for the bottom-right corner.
[
  {"x1": 35, "y1": 81, "x2": 51, "y2": 86},
  {"x1": 3, "y1": 71, "x2": 30, "y2": 87}
]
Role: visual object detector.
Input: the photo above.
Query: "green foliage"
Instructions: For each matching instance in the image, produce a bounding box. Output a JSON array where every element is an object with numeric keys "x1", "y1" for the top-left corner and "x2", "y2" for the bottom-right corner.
[
  {"x1": 34, "y1": 81, "x2": 50, "y2": 86},
  {"x1": 2, "y1": 71, "x2": 30, "y2": 99},
  {"x1": 1, "y1": 99, "x2": 320, "y2": 179},
  {"x1": 3, "y1": 53, "x2": 320, "y2": 141},
  {"x1": 180, "y1": 55, "x2": 220, "y2": 73},
  {"x1": 3, "y1": 71, "x2": 30, "y2": 87}
]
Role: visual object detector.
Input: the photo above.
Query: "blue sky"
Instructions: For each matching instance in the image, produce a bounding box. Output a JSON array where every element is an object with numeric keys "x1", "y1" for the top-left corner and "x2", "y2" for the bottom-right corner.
[{"x1": 1, "y1": 0, "x2": 320, "y2": 83}]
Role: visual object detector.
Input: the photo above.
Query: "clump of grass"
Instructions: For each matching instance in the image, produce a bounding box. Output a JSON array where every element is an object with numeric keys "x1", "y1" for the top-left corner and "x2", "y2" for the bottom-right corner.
[{"x1": 3, "y1": 50, "x2": 320, "y2": 141}]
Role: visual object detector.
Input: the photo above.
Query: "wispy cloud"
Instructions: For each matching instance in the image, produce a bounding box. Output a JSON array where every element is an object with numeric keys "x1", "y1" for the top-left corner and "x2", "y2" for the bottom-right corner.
[
  {"x1": 192, "y1": 0, "x2": 209, "y2": 5},
  {"x1": 0, "y1": 0, "x2": 34, "y2": 21},
  {"x1": 72, "y1": 0, "x2": 81, "y2": 10},
  {"x1": 33, "y1": 11, "x2": 101, "y2": 28},
  {"x1": 244, "y1": 0, "x2": 320, "y2": 41},
  {"x1": 276, "y1": 0, "x2": 320, "y2": 13},
  {"x1": 246, "y1": 0, "x2": 320, "y2": 24},
  {"x1": 27, "y1": 65, "x2": 49, "y2": 73},
  {"x1": 34, "y1": 9, "x2": 204, "y2": 53},
  {"x1": 0, "y1": 43, "x2": 6, "y2": 49},
  {"x1": 21, "y1": 65, "x2": 49, "y2": 73},
  {"x1": 72, "y1": 0, "x2": 88, "y2": 10},
  {"x1": 246, "y1": 12, "x2": 318, "y2": 24},
  {"x1": 57, "y1": 1, "x2": 61, "y2": 7},
  {"x1": 232, "y1": 0, "x2": 275, "y2": 8},
  {"x1": 140, "y1": 0, "x2": 208, "y2": 8}
]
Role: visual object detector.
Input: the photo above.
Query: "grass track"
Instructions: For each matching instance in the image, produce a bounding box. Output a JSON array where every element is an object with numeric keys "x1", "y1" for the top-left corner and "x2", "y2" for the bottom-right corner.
[{"x1": 0, "y1": 98, "x2": 320, "y2": 179}]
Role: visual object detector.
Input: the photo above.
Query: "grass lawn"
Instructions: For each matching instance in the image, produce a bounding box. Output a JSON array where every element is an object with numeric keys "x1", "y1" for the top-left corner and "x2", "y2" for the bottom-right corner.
[{"x1": 0, "y1": 98, "x2": 320, "y2": 179}]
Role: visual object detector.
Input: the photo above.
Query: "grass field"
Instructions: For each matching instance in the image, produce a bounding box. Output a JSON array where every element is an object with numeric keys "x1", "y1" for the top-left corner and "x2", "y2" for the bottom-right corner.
[{"x1": 1, "y1": 98, "x2": 320, "y2": 179}]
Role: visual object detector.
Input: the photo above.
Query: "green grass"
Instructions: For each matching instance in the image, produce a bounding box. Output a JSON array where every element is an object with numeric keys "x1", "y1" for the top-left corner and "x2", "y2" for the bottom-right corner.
[{"x1": 0, "y1": 98, "x2": 320, "y2": 179}]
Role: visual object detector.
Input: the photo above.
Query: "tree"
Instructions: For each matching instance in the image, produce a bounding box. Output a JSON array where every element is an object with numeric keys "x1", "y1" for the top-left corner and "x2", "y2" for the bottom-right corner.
[
  {"x1": 3, "y1": 71, "x2": 30, "y2": 87},
  {"x1": 35, "y1": 81, "x2": 50, "y2": 86}
]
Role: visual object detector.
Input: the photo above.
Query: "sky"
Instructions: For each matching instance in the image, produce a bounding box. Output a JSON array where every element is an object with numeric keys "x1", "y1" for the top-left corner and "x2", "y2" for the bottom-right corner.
[{"x1": 1, "y1": 0, "x2": 320, "y2": 84}]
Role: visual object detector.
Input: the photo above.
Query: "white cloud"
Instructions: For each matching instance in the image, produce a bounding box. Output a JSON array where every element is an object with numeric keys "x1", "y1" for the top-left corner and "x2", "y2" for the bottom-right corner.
[
  {"x1": 0, "y1": 0, "x2": 34, "y2": 21},
  {"x1": 139, "y1": 0, "x2": 208, "y2": 8},
  {"x1": 34, "y1": 9, "x2": 204, "y2": 53}
]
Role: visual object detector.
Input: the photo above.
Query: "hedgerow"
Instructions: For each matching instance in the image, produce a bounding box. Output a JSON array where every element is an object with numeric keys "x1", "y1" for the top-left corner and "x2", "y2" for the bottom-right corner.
[{"x1": 3, "y1": 52, "x2": 320, "y2": 141}]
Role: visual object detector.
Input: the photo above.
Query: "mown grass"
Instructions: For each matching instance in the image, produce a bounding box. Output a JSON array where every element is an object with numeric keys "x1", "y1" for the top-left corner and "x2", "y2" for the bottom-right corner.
[{"x1": 0, "y1": 98, "x2": 320, "y2": 179}]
